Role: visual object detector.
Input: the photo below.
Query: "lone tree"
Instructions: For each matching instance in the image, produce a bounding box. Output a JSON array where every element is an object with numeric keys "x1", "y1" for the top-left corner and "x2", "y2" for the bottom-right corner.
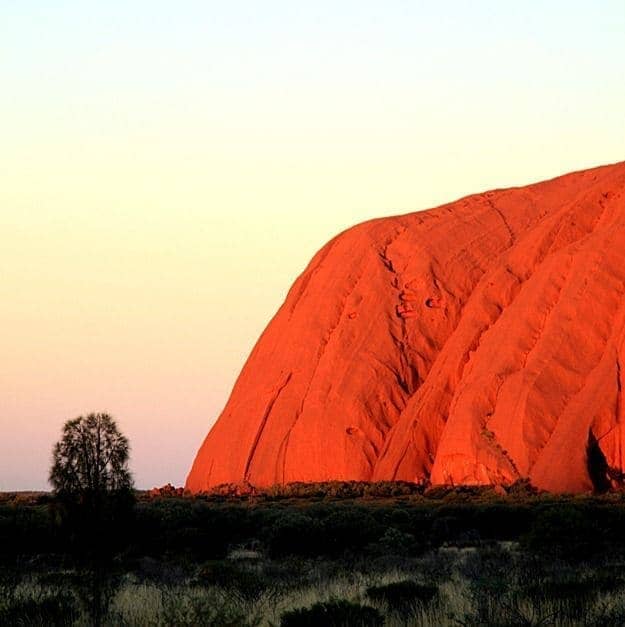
[
  {"x1": 50, "y1": 412, "x2": 133, "y2": 501},
  {"x1": 50, "y1": 413, "x2": 134, "y2": 624}
]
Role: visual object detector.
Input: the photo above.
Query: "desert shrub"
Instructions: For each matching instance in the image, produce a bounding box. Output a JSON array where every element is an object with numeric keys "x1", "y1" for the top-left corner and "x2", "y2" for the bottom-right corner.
[
  {"x1": 262, "y1": 481, "x2": 365, "y2": 500},
  {"x1": 161, "y1": 586, "x2": 248, "y2": 626},
  {"x1": 0, "y1": 506, "x2": 58, "y2": 557},
  {"x1": 424, "y1": 485, "x2": 501, "y2": 501},
  {"x1": 506, "y1": 479, "x2": 539, "y2": 499},
  {"x1": 379, "y1": 507, "x2": 411, "y2": 528},
  {"x1": 459, "y1": 545, "x2": 512, "y2": 595},
  {"x1": 369, "y1": 507, "x2": 428, "y2": 544},
  {"x1": 413, "y1": 550, "x2": 455, "y2": 583},
  {"x1": 470, "y1": 503, "x2": 531, "y2": 540},
  {"x1": 261, "y1": 504, "x2": 383, "y2": 557},
  {"x1": 521, "y1": 505, "x2": 600, "y2": 560},
  {"x1": 366, "y1": 580, "x2": 437, "y2": 615},
  {"x1": 170, "y1": 525, "x2": 230, "y2": 560},
  {"x1": 131, "y1": 501, "x2": 253, "y2": 559},
  {"x1": 368, "y1": 527, "x2": 420, "y2": 556},
  {"x1": 196, "y1": 561, "x2": 275, "y2": 603},
  {"x1": 319, "y1": 508, "x2": 382, "y2": 556},
  {"x1": 427, "y1": 503, "x2": 531, "y2": 545},
  {"x1": 431, "y1": 514, "x2": 463, "y2": 545},
  {"x1": 265, "y1": 512, "x2": 323, "y2": 557},
  {"x1": 280, "y1": 599, "x2": 383, "y2": 627}
]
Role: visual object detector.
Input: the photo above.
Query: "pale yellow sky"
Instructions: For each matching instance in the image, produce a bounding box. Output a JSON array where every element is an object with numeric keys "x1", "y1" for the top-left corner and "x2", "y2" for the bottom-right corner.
[{"x1": 1, "y1": 1, "x2": 624, "y2": 489}]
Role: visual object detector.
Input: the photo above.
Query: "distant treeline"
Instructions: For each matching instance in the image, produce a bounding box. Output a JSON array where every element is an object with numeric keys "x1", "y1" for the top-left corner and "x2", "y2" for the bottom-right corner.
[{"x1": 3, "y1": 481, "x2": 625, "y2": 563}]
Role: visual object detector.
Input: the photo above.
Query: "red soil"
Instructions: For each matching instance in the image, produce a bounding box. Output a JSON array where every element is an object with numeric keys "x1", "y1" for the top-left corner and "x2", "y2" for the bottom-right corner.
[{"x1": 187, "y1": 162, "x2": 625, "y2": 493}]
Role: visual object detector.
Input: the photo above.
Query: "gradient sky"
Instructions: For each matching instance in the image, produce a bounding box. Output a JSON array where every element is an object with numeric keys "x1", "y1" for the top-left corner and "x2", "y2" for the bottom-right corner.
[{"x1": 1, "y1": 1, "x2": 624, "y2": 490}]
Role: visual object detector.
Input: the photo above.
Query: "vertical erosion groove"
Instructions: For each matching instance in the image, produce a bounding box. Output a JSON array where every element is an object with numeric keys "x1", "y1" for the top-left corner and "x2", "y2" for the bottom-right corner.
[{"x1": 243, "y1": 372, "x2": 292, "y2": 481}]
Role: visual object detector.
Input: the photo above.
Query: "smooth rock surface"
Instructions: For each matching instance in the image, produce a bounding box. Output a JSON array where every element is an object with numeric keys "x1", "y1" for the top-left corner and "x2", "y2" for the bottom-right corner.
[{"x1": 187, "y1": 162, "x2": 625, "y2": 493}]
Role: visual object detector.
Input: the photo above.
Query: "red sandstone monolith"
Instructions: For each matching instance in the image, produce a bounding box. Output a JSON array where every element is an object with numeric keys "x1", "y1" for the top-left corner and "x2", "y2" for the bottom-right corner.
[{"x1": 187, "y1": 162, "x2": 625, "y2": 493}]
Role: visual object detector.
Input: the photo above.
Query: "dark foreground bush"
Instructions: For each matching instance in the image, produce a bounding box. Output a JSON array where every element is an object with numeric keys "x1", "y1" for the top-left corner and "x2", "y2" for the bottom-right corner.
[
  {"x1": 368, "y1": 527, "x2": 421, "y2": 556},
  {"x1": 265, "y1": 512, "x2": 322, "y2": 557},
  {"x1": 281, "y1": 599, "x2": 383, "y2": 626},
  {"x1": 366, "y1": 580, "x2": 438, "y2": 614},
  {"x1": 196, "y1": 560, "x2": 276, "y2": 603},
  {"x1": 521, "y1": 506, "x2": 600, "y2": 560}
]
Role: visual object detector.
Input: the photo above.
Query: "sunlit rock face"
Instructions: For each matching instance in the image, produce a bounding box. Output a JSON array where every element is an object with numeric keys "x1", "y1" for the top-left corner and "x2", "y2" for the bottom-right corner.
[{"x1": 187, "y1": 162, "x2": 625, "y2": 494}]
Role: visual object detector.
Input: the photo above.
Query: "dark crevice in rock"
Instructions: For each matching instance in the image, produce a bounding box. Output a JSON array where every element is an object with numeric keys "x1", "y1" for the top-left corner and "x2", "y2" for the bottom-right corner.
[{"x1": 587, "y1": 431, "x2": 610, "y2": 493}]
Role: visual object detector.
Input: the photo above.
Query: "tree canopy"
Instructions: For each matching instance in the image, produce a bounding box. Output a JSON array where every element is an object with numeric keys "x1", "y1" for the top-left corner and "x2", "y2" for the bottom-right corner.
[{"x1": 50, "y1": 413, "x2": 133, "y2": 497}]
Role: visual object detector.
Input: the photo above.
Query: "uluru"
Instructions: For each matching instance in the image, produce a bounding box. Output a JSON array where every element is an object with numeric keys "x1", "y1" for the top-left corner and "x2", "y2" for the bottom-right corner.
[{"x1": 187, "y1": 161, "x2": 625, "y2": 494}]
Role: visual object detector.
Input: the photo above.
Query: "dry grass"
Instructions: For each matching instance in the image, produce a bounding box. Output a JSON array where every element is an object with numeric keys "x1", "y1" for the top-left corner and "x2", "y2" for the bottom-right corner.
[{"x1": 4, "y1": 546, "x2": 625, "y2": 625}]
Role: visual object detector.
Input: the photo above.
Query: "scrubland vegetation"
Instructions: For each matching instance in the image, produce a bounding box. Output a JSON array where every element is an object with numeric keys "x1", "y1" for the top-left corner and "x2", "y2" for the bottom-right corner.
[{"x1": 4, "y1": 482, "x2": 625, "y2": 625}]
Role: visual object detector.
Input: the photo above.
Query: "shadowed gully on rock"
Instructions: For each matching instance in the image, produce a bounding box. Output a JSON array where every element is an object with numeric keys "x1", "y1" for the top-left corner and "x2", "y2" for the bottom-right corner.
[{"x1": 187, "y1": 161, "x2": 625, "y2": 494}]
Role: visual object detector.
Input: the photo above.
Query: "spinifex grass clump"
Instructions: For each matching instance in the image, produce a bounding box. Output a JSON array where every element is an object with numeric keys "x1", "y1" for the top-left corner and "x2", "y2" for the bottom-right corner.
[
  {"x1": 519, "y1": 576, "x2": 625, "y2": 622},
  {"x1": 196, "y1": 560, "x2": 278, "y2": 604},
  {"x1": 280, "y1": 599, "x2": 383, "y2": 627},
  {"x1": 366, "y1": 579, "x2": 438, "y2": 616}
]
